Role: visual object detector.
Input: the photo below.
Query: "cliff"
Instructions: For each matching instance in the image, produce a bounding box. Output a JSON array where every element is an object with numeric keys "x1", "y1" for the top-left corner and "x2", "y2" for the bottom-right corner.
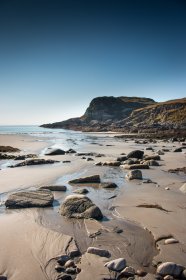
[{"x1": 41, "y1": 96, "x2": 186, "y2": 133}]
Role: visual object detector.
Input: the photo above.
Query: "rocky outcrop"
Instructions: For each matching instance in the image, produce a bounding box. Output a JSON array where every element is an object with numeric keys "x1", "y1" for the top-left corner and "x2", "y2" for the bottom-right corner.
[
  {"x1": 41, "y1": 96, "x2": 155, "y2": 131},
  {"x1": 60, "y1": 195, "x2": 103, "y2": 220},
  {"x1": 5, "y1": 190, "x2": 54, "y2": 208},
  {"x1": 40, "y1": 97, "x2": 186, "y2": 133}
]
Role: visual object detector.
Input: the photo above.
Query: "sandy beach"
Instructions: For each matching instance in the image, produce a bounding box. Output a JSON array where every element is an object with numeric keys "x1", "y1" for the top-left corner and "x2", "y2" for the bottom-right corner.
[{"x1": 0, "y1": 132, "x2": 186, "y2": 280}]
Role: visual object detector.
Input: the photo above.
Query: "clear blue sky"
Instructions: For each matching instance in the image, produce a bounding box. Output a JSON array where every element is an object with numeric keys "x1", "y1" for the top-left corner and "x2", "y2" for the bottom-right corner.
[{"x1": 0, "y1": 0, "x2": 186, "y2": 125}]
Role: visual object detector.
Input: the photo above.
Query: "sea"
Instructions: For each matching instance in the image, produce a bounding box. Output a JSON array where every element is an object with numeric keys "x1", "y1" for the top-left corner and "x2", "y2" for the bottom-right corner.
[{"x1": 0, "y1": 125, "x2": 112, "y2": 153}]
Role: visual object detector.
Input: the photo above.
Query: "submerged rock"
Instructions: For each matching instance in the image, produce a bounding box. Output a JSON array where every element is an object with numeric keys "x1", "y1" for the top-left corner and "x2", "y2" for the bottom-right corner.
[
  {"x1": 39, "y1": 185, "x2": 67, "y2": 191},
  {"x1": 156, "y1": 262, "x2": 184, "y2": 277},
  {"x1": 5, "y1": 190, "x2": 54, "y2": 208},
  {"x1": 45, "y1": 148, "x2": 65, "y2": 155},
  {"x1": 125, "y1": 169, "x2": 142, "y2": 180},
  {"x1": 69, "y1": 175, "x2": 101, "y2": 184},
  {"x1": 60, "y1": 195, "x2": 103, "y2": 220},
  {"x1": 9, "y1": 158, "x2": 59, "y2": 167},
  {"x1": 102, "y1": 161, "x2": 121, "y2": 166},
  {"x1": 144, "y1": 155, "x2": 161, "y2": 160}
]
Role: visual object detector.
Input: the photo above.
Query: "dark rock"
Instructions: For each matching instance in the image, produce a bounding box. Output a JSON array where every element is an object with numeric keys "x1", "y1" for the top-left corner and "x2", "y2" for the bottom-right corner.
[
  {"x1": 57, "y1": 255, "x2": 70, "y2": 266},
  {"x1": 5, "y1": 190, "x2": 54, "y2": 208},
  {"x1": 66, "y1": 149, "x2": 76, "y2": 154},
  {"x1": 87, "y1": 247, "x2": 111, "y2": 258},
  {"x1": 117, "y1": 156, "x2": 127, "y2": 162},
  {"x1": 0, "y1": 277, "x2": 7, "y2": 280},
  {"x1": 86, "y1": 157, "x2": 94, "y2": 161},
  {"x1": 15, "y1": 154, "x2": 37, "y2": 160},
  {"x1": 127, "y1": 150, "x2": 144, "y2": 159},
  {"x1": 10, "y1": 158, "x2": 59, "y2": 168},
  {"x1": 100, "y1": 182, "x2": 118, "y2": 189},
  {"x1": 0, "y1": 153, "x2": 16, "y2": 159},
  {"x1": 59, "y1": 274, "x2": 72, "y2": 280},
  {"x1": 102, "y1": 161, "x2": 121, "y2": 166},
  {"x1": 0, "y1": 146, "x2": 20, "y2": 152},
  {"x1": 173, "y1": 148, "x2": 182, "y2": 152},
  {"x1": 45, "y1": 148, "x2": 65, "y2": 155},
  {"x1": 69, "y1": 175, "x2": 101, "y2": 184},
  {"x1": 65, "y1": 268, "x2": 76, "y2": 275},
  {"x1": 39, "y1": 185, "x2": 67, "y2": 191},
  {"x1": 60, "y1": 195, "x2": 103, "y2": 220},
  {"x1": 63, "y1": 161, "x2": 71, "y2": 163},
  {"x1": 125, "y1": 169, "x2": 142, "y2": 180},
  {"x1": 119, "y1": 266, "x2": 135, "y2": 277}
]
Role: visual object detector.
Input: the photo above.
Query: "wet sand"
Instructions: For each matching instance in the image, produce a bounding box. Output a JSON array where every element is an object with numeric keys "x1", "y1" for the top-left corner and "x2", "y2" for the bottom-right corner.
[{"x1": 0, "y1": 133, "x2": 185, "y2": 279}]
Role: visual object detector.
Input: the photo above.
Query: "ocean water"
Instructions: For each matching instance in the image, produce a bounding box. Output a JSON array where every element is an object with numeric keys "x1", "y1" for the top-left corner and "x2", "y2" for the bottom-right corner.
[{"x1": 0, "y1": 125, "x2": 111, "y2": 152}]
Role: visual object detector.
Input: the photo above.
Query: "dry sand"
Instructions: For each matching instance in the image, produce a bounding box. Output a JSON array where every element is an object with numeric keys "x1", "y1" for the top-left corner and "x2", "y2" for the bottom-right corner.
[{"x1": 0, "y1": 133, "x2": 186, "y2": 279}]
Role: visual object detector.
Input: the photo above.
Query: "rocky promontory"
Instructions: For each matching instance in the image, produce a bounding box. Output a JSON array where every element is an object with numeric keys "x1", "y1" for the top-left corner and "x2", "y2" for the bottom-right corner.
[{"x1": 41, "y1": 96, "x2": 186, "y2": 134}]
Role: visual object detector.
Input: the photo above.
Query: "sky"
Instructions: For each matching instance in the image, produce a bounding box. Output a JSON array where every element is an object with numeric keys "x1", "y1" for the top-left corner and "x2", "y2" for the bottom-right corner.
[{"x1": 0, "y1": 0, "x2": 186, "y2": 125}]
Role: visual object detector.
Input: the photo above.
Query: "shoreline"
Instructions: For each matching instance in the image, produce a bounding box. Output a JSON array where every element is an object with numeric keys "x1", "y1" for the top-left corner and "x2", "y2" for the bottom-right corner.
[{"x1": 0, "y1": 132, "x2": 186, "y2": 279}]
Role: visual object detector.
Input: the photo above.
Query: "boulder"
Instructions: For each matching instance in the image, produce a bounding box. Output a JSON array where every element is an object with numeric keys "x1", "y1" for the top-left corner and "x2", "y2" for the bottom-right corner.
[
  {"x1": 100, "y1": 182, "x2": 118, "y2": 189},
  {"x1": 57, "y1": 255, "x2": 70, "y2": 266},
  {"x1": 104, "y1": 258, "x2": 126, "y2": 272},
  {"x1": 39, "y1": 185, "x2": 67, "y2": 191},
  {"x1": 69, "y1": 175, "x2": 101, "y2": 184},
  {"x1": 180, "y1": 183, "x2": 186, "y2": 194},
  {"x1": 87, "y1": 247, "x2": 110, "y2": 258},
  {"x1": 45, "y1": 148, "x2": 65, "y2": 155},
  {"x1": 5, "y1": 190, "x2": 54, "y2": 208},
  {"x1": 123, "y1": 164, "x2": 149, "y2": 170},
  {"x1": 156, "y1": 262, "x2": 184, "y2": 277},
  {"x1": 125, "y1": 170, "x2": 142, "y2": 180},
  {"x1": 60, "y1": 195, "x2": 103, "y2": 220},
  {"x1": 127, "y1": 150, "x2": 144, "y2": 159},
  {"x1": 10, "y1": 159, "x2": 59, "y2": 168}
]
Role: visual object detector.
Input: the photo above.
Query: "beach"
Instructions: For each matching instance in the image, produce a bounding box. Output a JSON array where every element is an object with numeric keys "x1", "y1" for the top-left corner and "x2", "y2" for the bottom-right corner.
[{"x1": 0, "y1": 130, "x2": 186, "y2": 280}]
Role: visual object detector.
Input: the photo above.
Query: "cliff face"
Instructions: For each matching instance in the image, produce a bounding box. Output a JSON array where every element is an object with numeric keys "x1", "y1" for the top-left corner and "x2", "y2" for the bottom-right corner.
[
  {"x1": 41, "y1": 96, "x2": 186, "y2": 133},
  {"x1": 41, "y1": 96, "x2": 155, "y2": 130},
  {"x1": 120, "y1": 98, "x2": 186, "y2": 131}
]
